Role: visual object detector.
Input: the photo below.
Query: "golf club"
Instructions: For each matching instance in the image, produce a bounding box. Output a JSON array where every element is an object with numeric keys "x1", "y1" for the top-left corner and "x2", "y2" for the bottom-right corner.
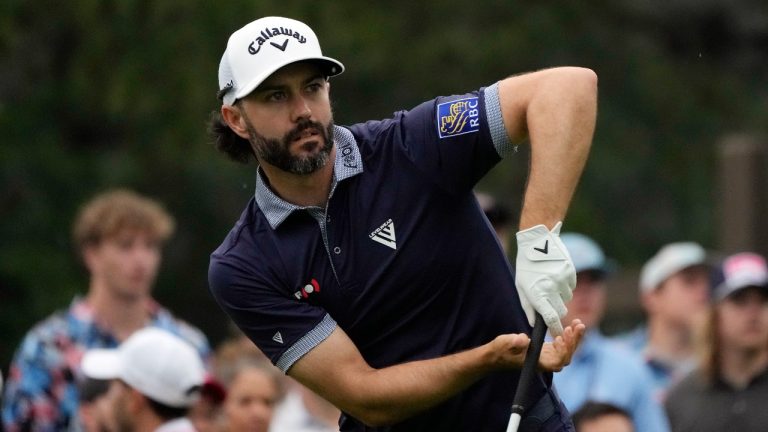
[{"x1": 506, "y1": 313, "x2": 546, "y2": 432}]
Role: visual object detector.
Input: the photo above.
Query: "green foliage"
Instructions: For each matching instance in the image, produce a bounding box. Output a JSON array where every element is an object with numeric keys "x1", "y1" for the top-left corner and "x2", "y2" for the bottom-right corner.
[{"x1": 1, "y1": 0, "x2": 766, "y2": 369}]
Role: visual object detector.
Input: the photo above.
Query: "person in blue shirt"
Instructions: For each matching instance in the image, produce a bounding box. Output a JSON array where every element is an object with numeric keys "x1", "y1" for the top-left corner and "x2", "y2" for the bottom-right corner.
[
  {"x1": 613, "y1": 242, "x2": 711, "y2": 401},
  {"x1": 554, "y1": 233, "x2": 670, "y2": 432},
  {"x1": 208, "y1": 16, "x2": 596, "y2": 431}
]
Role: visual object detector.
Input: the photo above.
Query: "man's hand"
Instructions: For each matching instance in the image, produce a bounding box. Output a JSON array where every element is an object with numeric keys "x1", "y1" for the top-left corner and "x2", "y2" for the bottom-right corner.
[
  {"x1": 538, "y1": 319, "x2": 584, "y2": 371},
  {"x1": 485, "y1": 319, "x2": 585, "y2": 371},
  {"x1": 515, "y1": 221, "x2": 576, "y2": 335}
]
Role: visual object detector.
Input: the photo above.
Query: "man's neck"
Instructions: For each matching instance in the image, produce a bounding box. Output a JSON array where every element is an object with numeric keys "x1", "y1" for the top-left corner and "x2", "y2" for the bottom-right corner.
[
  {"x1": 646, "y1": 317, "x2": 693, "y2": 363},
  {"x1": 134, "y1": 410, "x2": 165, "y2": 432},
  {"x1": 85, "y1": 284, "x2": 150, "y2": 342},
  {"x1": 720, "y1": 346, "x2": 768, "y2": 389},
  {"x1": 259, "y1": 146, "x2": 336, "y2": 208}
]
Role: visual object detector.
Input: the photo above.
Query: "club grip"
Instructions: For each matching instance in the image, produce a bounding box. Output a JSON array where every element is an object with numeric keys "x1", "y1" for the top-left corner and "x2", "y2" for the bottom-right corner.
[{"x1": 511, "y1": 313, "x2": 547, "y2": 416}]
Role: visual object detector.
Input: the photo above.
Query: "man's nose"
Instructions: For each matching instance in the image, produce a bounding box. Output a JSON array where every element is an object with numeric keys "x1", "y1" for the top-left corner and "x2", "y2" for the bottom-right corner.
[{"x1": 291, "y1": 95, "x2": 311, "y2": 122}]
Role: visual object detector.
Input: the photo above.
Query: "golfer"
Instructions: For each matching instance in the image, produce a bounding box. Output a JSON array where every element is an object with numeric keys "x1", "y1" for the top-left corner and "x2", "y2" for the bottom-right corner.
[{"x1": 209, "y1": 16, "x2": 595, "y2": 431}]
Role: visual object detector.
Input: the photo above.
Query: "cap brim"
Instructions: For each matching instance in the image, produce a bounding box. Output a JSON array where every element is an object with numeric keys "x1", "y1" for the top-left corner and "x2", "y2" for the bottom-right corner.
[
  {"x1": 81, "y1": 349, "x2": 123, "y2": 380},
  {"x1": 716, "y1": 280, "x2": 768, "y2": 301},
  {"x1": 230, "y1": 56, "x2": 344, "y2": 103}
]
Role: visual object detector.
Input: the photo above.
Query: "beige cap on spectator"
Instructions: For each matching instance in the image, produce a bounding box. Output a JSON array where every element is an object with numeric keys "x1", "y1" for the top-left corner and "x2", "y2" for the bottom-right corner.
[{"x1": 640, "y1": 242, "x2": 707, "y2": 293}]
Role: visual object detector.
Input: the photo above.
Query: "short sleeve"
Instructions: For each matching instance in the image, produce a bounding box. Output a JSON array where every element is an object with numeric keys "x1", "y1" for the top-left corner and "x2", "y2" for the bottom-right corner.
[{"x1": 209, "y1": 253, "x2": 337, "y2": 373}]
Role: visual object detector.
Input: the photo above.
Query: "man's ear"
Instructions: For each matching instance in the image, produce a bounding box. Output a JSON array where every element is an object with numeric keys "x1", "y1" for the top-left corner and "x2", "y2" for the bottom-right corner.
[
  {"x1": 127, "y1": 387, "x2": 148, "y2": 413},
  {"x1": 221, "y1": 105, "x2": 251, "y2": 140},
  {"x1": 641, "y1": 291, "x2": 657, "y2": 314},
  {"x1": 82, "y1": 243, "x2": 100, "y2": 274}
]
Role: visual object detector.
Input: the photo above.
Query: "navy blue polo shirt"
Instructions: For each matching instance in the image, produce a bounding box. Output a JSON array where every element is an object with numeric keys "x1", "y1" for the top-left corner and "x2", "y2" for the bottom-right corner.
[{"x1": 209, "y1": 83, "x2": 557, "y2": 431}]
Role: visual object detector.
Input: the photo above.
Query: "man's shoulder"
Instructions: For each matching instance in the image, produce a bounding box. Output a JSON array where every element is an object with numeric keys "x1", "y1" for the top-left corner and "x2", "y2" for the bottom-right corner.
[
  {"x1": 8, "y1": 300, "x2": 96, "y2": 376},
  {"x1": 666, "y1": 371, "x2": 708, "y2": 408},
  {"x1": 594, "y1": 336, "x2": 657, "y2": 381},
  {"x1": 608, "y1": 325, "x2": 647, "y2": 352},
  {"x1": 343, "y1": 96, "x2": 439, "y2": 149},
  {"x1": 17, "y1": 302, "x2": 85, "y2": 349},
  {"x1": 211, "y1": 196, "x2": 267, "y2": 258}
]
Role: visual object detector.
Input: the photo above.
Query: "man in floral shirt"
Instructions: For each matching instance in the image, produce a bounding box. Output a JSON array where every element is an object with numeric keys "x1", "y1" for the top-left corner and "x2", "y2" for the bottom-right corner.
[{"x1": 2, "y1": 189, "x2": 210, "y2": 431}]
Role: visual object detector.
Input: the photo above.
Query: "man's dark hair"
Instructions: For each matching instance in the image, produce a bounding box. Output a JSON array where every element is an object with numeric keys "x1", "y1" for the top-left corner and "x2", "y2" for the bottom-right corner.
[
  {"x1": 208, "y1": 109, "x2": 255, "y2": 164},
  {"x1": 571, "y1": 401, "x2": 632, "y2": 428},
  {"x1": 146, "y1": 396, "x2": 191, "y2": 422},
  {"x1": 78, "y1": 377, "x2": 111, "y2": 403}
]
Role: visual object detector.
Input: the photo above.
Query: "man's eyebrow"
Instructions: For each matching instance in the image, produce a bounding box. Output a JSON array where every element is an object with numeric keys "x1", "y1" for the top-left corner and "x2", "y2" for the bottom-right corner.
[
  {"x1": 305, "y1": 74, "x2": 326, "y2": 83},
  {"x1": 253, "y1": 83, "x2": 287, "y2": 94},
  {"x1": 255, "y1": 74, "x2": 326, "y2": 93}
]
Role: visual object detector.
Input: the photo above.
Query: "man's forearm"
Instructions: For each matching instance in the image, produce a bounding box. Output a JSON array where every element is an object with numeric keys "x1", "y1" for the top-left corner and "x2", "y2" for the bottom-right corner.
[
  {"x1": 289, "y1": 328, "x2": 530, "y2": 427},
  {"x1": 345, "y1": 342, "x2": 500, "y2": 425},
  {"x1": 499, "y1": 67, "x2": 597, "y2": 229}
]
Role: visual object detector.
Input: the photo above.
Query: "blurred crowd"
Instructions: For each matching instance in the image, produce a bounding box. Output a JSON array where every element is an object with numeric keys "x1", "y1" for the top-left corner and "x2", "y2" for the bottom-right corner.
[{"x1": 1, "y1": 188, "x2": 767, "y2": 431}]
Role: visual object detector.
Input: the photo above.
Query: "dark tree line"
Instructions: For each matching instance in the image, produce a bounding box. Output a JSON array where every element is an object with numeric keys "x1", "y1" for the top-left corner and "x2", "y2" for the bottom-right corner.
[{"x1": 1, "y1": 0, "x2": 766, "y2": 368}]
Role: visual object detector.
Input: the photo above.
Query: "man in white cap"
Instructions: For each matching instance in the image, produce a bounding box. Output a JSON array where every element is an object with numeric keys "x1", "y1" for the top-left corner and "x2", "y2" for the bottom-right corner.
[
  {"x1": 665, "y1": 252, "x2": 768, "y2": 432},
  {"x1": 208, "y1": 15, "x2": 596, "y2": 431},
  {"x1": 614, "y1": 242, "x2": 711, "y2": 400},
  {"x1": 2, "y1": 190, "x2": 210, "y2": 432},
  {"x1": 554, "y1": 233, "x2": 670, "y2": 432},
  {"x1": 80, "y1": 328, "x2": 206, "y2": 432}
]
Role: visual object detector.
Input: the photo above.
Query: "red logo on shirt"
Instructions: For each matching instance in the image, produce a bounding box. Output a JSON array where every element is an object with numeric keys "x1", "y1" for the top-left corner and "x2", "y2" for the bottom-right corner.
[{"x1": 294, "y1": 278, "x2": 320, "y2": 299}]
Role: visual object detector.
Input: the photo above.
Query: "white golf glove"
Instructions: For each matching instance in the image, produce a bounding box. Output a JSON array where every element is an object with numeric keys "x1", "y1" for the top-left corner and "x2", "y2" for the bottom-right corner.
[{"x1": 515, "y1": 221, "x2": 575, "y2": 336}]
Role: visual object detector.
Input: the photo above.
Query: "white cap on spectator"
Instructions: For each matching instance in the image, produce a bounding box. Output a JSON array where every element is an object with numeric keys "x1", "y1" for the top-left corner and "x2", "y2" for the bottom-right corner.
[
  {"x1": 640, "y1": 242, "x2": 707, "y2": 293},
  {"x1": 81, "y1": 328, "x2": 205, "y2": 408},
  {"x1": 713, "y1": 252, "x2": 768, "y2": 301}
]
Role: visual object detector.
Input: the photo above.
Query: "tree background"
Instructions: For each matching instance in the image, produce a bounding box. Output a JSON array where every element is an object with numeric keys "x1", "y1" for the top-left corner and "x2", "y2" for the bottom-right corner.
[{"x1": 1, "y1": 0, "x2": 766, "y2": 370}]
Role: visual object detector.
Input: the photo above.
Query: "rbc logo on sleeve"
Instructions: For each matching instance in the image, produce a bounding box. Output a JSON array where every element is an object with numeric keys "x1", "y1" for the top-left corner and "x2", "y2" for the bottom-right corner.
[{"x1": 437, "y1": 97, "x2": 481, "y2": 138}]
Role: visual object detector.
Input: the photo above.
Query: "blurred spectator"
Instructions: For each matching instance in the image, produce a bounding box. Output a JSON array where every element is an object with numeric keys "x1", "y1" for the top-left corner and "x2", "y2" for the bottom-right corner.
[
  {"x1": 613, "y1": 242, "x2": 711, "y2": 400},
  {"x1": 80, "y1": 327, "x2": 205, "y2": 431},
  {"x1": 2, "y1": 189, "x2": 210, "y2": 431},
  {"x1": 214, "y1": 338, "x2": 285, "y2": 432},
  {"x1": 270, "y1": 379, "x2": 341, "y2": 432},
  {"x1": 188, "y1": 376, "x2": 227, "y2": 432},
  {"x1": 76, "y1": 377, "x2": 115, "y2": 432},
  {"x1": 217, "y1": 329, "x2": 341, "y2": 432},
  {"x1": 571, "y1": 401, "x2": 634, "y2": 432},
  {"x1": 474, "y1": 191, "x2": 513, "y2": 255},
  {"x1": 554, "y1": 233, "x2": 670, "y2": 432},
  {"x1": 665, "y1": 252, "x2": 768, "y2": 432}
]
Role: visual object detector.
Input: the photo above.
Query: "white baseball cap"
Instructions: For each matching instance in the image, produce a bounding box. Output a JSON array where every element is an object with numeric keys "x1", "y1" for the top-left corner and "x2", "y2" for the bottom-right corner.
[
  {"x1": 640, "y1": 242, "x2": 707, "y2": 293},
  {"x1": 560, "y1": 232, "x2": 613, "y2": 276},
  {"x1": 81, "y1": 328, "x2": 205, "y2": 408},
  {"x1": 218, "y1": 16, "x2": 345, "y2": 105},
  {"x1": 713, "y1": 252, "x2": 768, "y2": 301}
]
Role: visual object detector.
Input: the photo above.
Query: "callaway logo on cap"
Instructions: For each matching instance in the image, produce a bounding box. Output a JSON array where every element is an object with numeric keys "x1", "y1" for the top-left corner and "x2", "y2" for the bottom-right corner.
[{"x1": 217, "y1": 16, "x2": 345, "y2": 105}]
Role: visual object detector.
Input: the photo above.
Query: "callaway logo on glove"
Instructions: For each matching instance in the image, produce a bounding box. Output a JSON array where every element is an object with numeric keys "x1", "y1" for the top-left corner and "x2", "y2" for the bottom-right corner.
[{"x1": 515, "y1": 221, "x2": 576, "y2": 336}]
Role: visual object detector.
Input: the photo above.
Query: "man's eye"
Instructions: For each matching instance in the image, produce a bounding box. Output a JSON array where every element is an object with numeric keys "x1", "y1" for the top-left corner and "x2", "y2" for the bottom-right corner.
[
  {"x1": 306, "y1": 83, "x2": 323, "y2": 92},
  {"x1": 267, "y1": 92, "x2": 286, "y2": 102}
]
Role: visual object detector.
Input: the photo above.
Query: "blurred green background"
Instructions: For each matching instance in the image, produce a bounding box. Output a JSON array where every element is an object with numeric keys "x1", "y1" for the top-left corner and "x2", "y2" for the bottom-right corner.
[{"x1": 1, "y1": 0, "x2": 767, "y2": 370}]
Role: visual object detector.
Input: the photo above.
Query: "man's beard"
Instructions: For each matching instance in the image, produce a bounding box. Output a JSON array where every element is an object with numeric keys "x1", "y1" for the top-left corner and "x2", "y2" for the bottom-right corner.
[{"x1": 244, "y1": 117, "x2": 335, "y2": 175}]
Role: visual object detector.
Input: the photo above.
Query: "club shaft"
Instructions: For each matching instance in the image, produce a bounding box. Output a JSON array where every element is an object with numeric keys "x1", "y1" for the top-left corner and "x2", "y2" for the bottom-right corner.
[{"x1": 506, "y1": 313, "x2": 547, "y2": 432}]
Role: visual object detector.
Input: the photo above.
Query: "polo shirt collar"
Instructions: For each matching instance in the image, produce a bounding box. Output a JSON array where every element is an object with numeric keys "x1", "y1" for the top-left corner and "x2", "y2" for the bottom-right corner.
[{"x1": 255, "y1": 125, "x2": 363, "y2": 229}]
